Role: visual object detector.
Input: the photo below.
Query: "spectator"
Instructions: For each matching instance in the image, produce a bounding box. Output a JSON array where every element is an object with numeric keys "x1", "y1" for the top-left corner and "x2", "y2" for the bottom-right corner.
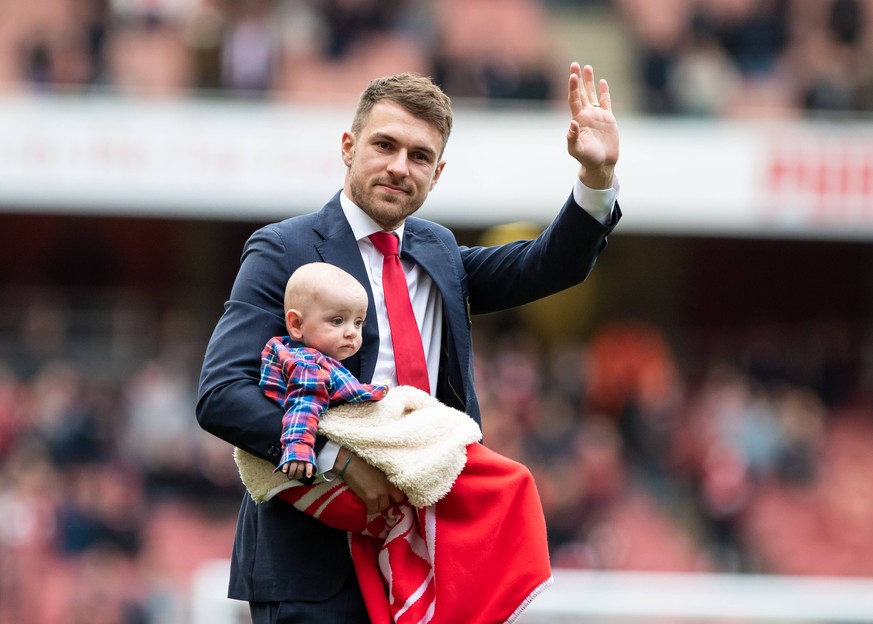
[{"x1": 220, "y1": 0, "x2": 278, "y2": 96}]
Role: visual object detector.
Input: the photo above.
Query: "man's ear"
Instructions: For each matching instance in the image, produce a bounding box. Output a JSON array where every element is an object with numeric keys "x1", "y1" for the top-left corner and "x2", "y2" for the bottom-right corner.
[
  {"x1": 286, "y1": 309, "x2": 304, "y2": 341},
  {"x1": 430, "y1": 160, "x2": 446, "y2": 190},
  {"x1": 341, "y1": 131, "x2": 355, "y2": 167}
]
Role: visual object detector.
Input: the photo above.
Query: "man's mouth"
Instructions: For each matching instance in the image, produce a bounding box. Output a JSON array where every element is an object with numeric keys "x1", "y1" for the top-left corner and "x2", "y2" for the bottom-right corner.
[{"x1": 376, "y1": 181, "x2": 408, "y2": 194}]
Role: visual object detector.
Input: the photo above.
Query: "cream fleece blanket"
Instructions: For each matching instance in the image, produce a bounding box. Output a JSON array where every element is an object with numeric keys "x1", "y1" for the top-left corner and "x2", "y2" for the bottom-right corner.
[{"x1": 234, "y1": 385, "x2": 483, "y2": 508}]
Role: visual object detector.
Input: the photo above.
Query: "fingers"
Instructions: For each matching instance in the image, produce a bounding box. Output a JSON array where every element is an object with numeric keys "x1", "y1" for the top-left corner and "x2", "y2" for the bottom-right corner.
[
  {"x1": 388, "y1": 485, "x2": 405, "y2": 504},
  {"x1": 367, "y1": 495, "x2": 388, "y2": 515},
  {"x1": 566, "y1": 118, "x2": 580, "y2": 149},
  {"x1": 569, "y1": 63, "x2": 607, "y2": 112},
  {"x1": 368, "y1": 487, "x2": 403, "y2": 513},
  {"x1": 582, "y1": 64, "x2": 597, "y2": 105},
  {"x1": 343, "y1": 457, "x2": 402, "y2": 514},
  {"x1": 567, "y1": 62, "x2": 582, "y2": 115},
  {"x1": 599, "y1": 78, "x2": 611, "y2": 111},
  {"x1": 364, "y1": 486, "x2": 402, "y2": 513},
  {"x1": 281, "y1": 461, "x2": 313, "y2": 480}
]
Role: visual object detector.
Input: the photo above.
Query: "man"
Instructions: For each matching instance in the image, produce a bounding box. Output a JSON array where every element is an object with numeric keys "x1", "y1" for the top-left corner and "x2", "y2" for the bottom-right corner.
[{"x1": 196, "y1": 61, "x2": 621, "y2": 623}]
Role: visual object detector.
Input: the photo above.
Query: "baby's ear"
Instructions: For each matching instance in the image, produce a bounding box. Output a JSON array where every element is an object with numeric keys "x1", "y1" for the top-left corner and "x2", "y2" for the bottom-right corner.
[{"x1": 286, "y1": 309, "x2": 304, "y2": 340}]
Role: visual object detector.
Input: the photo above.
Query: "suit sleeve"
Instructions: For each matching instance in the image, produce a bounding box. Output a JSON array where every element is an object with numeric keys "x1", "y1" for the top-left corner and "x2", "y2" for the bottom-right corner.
[
  {"x1": 196, "y1": 225, "x2": 297, "y2": 462},
  {"x1": 462, "y1": 192, "x2": 621, "y2": 315}
]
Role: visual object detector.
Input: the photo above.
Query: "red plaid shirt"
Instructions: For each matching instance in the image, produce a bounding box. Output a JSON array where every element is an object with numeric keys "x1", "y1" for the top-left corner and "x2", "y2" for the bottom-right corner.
[{"x1": 260, "y1": 338, "x2": 388, "y2": 470}]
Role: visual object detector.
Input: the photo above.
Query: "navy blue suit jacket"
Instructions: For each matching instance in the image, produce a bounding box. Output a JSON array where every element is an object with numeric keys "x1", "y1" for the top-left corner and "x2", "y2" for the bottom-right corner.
[{"x1": 196, "y1": 190, "x2": 619, "y2": 602}]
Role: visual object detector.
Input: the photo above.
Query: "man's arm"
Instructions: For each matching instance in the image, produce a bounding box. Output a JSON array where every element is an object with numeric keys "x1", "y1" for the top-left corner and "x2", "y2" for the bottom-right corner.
[
  {"x1": 462, "y1": 62, "x2": 622, "y2": 314},
  {"x1": 196, "y1": 225, "x2": 292, "y2": 461}
]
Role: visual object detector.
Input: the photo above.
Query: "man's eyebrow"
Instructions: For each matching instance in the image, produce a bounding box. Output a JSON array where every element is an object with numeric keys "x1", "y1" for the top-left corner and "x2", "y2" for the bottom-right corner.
[{"x1": 371, "y1": 132, "x2": 437, "y2": 158}]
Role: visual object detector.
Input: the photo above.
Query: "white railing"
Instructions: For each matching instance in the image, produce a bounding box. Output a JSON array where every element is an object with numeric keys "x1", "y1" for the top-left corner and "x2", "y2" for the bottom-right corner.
[
  {"x1": 191, "y1": 561, "x2": 873, "y2": 624},
  {"x1": 5, "y1": 95, "x2": 873, "y2": 241}
]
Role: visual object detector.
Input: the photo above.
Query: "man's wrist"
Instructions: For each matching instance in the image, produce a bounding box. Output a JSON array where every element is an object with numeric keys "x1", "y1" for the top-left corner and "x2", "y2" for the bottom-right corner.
[
  {"x1": 337, "y1": 449, "x2": 353, "y2": 479},
  {"x1": 573, "y1": 174, "x2": 619, "y2": 225},
  {"x1": 325, "y1": 447, "x2": 353, "y2": 481},
  {"x1": 578, "y1": 164, "x2": 615, "y2": 190}
]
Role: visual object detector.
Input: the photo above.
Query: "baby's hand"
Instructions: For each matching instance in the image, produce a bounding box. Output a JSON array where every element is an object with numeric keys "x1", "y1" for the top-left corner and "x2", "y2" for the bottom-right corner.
[{"x1": 282, "y1": 460, "x2": 314, "y2": 480}]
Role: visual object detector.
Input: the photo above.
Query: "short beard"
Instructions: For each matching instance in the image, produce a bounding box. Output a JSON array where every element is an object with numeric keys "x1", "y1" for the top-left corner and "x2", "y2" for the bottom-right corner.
[{"x1": 349, "y1": 176, "x2": 420, "y2": 230}]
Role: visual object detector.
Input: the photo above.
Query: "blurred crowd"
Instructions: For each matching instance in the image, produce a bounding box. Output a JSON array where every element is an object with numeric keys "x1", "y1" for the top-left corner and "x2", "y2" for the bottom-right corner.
[
  {"x1": 476, "y1": 320, "x2": 873, "y2": 576},
  {"x1": 0, "y1": 302, "x2": 243, "y2": 624},
  {"x1": 2, "y1": 0, "x2": 873, "y2": 114},
  {"x1": 2, "y1": 297, "x2": 873, "y2": 622},
  {"x1": 615, "y1": 0, "x2": 873, "y2": 116},
  {"x1": 0, "y1": 0, "x2": 558, "y2": 104}
]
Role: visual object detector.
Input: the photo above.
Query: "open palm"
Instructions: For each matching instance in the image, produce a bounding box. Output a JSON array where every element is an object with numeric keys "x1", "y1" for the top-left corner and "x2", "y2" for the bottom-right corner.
[{"x1": 566, "y1": 62, "x2": 619, "y2": 189}]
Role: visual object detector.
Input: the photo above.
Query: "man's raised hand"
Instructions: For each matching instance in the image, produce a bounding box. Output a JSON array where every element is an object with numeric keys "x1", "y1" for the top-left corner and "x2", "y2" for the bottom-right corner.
[{"x1": 567, "y1": 62, "x2": 619, "y2": 189}]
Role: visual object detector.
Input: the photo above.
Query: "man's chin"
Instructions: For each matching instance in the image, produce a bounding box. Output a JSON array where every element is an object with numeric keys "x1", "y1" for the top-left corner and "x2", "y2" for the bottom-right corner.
[{"x1": 365, "y1": 200, "x2": 420, "y2": 227}]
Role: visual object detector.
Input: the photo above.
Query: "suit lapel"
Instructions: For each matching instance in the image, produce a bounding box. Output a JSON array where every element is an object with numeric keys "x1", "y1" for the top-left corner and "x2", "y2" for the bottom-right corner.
[
  {"x1": 311, "y1": 195, "x2": 380, "y2": 382},
  {"x1": 402, "y1": 218, "x2": 471, "y2": 374},
  {"x1": 402, "y1": 220, "x2": 451, "y2": 293},
  {"x1": 312, "y1": 197, "x2": 370, "y2": 290}
]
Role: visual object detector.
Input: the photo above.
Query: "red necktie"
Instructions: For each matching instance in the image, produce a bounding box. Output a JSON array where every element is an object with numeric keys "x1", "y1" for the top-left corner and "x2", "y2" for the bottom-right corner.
[{"x1": 369, "y1": 232, "x2": 430, "y2": 393}]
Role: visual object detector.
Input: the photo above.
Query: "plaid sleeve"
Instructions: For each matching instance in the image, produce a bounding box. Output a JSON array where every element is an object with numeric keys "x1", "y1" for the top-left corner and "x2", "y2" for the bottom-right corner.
[
  {"x1": 278, "y1": 355, "x2": 330, "y2": 469},
  {"x1": 259, "y1": 337, "x2": 290, "y2": 404},
  {"x1": 324, "y1": 355, "x2": 389, "y2": 404},
  {"x1": 260, "y1": 340, "x2": 329, "y2": 469}
]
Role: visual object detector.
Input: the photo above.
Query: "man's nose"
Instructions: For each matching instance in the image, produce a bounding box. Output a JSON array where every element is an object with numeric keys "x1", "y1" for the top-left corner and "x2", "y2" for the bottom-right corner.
[{"x1": 386, "y1": 151, "x2": 409, "y2": 176}]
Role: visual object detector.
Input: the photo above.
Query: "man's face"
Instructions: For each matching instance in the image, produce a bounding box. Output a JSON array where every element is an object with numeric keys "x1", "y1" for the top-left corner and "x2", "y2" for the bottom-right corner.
[{"x1": 342, "y1": 100, "x2": 446, "y2": 231}]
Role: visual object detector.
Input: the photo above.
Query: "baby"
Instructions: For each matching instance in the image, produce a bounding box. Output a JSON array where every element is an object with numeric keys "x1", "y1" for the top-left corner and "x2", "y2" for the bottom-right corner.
[{"x1": 259, "y1": 262, "x2": 387, "y2": 480}]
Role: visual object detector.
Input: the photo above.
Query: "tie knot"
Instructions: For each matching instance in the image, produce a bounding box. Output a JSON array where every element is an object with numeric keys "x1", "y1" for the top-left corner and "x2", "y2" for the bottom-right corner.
[{"x1": 369, "y1": 232, "x2": 399, "y2": 257}]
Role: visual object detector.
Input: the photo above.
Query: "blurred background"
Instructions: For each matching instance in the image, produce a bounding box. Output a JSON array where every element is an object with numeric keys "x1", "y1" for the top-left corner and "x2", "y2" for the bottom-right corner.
[{"x1": 3, "y1": 0, "x2": 873, "y2": 622}]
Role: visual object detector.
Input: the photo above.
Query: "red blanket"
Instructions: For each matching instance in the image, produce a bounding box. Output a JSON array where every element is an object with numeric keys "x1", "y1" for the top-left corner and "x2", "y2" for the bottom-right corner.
[{"x1": 277, "y1": 442, "x2": 553, "y2": 623}]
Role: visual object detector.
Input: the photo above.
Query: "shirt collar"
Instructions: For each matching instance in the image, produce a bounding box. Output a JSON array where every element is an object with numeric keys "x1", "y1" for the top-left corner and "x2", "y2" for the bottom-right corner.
[{"x1": 340, "y1": 190, "x2": 406, "y2": 248}]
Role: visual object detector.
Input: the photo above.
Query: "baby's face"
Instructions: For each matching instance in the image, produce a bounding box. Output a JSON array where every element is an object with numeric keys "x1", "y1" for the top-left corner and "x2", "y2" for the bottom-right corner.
[{"x1": 296, "y1": 287, "x2": 368, "y2": 361}]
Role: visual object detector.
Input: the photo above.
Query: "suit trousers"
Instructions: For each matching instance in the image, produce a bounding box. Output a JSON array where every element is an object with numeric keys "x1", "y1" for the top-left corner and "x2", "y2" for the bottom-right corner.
[{"x1": 248, "y1": 569, "x2": 370, "y2": 624}]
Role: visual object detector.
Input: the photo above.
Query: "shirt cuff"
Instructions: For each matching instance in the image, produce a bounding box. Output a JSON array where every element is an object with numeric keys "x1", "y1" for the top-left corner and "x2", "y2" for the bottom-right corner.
[
  {"x1": 573, "y1": 175, "x2": 620, "y2": 225},
  {"x1": 316, "y1": 440, "x2": 341, "y2": 481}
]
